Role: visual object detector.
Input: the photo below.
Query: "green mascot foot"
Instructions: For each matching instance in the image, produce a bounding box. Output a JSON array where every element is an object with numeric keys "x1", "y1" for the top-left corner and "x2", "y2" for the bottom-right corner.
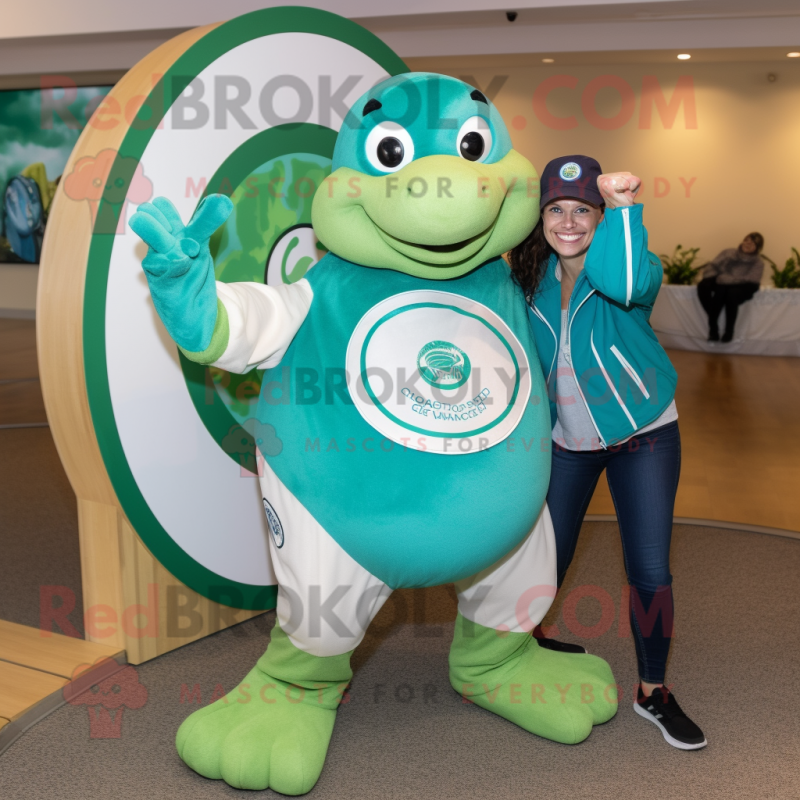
[
  {"x1": 449, "y1": 613, "x2": 617, "y2": 744},
  {"x1": 176, "y1": 623, "x2": 352, "y2": 795}
]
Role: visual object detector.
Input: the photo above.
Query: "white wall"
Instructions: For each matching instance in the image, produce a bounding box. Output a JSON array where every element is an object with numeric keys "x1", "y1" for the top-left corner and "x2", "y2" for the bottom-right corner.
[
  {"x1": 411, "y1": 58, "x2": 800, "y2": 282},
  {"x1": 2, "y1": 1, "x2": 800, "y2": 75},
  {"x1": 0, "y1": 0, "x2": 740, "y2": 39},
  {"x1": 0, "y1": 265, "x2": 39, "y2": 317},
  {"x1": 2, "y1": 2, "x2": 799, "y2": 312}
]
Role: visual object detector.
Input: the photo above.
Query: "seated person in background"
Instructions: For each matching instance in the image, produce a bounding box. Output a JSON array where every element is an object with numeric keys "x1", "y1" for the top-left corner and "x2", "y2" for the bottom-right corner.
[{"x1": 697, "y1": 233, "x2": 764, "y2": 343}]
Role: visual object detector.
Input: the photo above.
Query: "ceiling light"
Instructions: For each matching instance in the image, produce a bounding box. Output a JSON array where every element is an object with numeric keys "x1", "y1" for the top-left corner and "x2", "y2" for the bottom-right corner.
[
  {"x1": 677, "y1": 53, "x2": 691, "y2": 60},
  {"x1": 788, "y1": 52, "x2": 800, "y2": 58},
  {"x1": 542, "y1": 58, "x2": 554, "y2": 63}
]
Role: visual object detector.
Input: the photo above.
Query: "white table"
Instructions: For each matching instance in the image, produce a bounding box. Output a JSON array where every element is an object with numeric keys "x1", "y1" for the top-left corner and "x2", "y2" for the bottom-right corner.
[{"x1": 650, "y1": 284, "x2": 800, "y2": 357}]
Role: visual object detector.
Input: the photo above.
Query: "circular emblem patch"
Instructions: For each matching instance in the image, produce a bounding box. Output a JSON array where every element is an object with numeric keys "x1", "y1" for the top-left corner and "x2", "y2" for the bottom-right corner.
[
  {"x1": 262, "y1": 498, "x2": 284, "y2": 548},
  {"x1": 559, "y1": 162, "x2": 581, "y2": 181},
  {"x1": 346, "y1": 290, "x2": 531, "y2": 455},
  {"x1": 417, "y1": 340, "x2": 471, "y2": 389}
]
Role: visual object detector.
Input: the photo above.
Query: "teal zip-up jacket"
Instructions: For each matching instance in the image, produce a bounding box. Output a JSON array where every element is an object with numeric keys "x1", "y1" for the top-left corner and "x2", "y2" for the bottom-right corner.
[{"x1": 527, "y1": 204, "x2": 677, "y2": 448}]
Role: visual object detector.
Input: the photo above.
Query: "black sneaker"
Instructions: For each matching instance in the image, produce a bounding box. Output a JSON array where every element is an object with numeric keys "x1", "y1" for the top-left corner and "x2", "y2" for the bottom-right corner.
[
  {"x1": 534, "y1": 636, "x2": 587, "y2": 655},
  {"x1": 634, "y1": 685, "x2": 707, "y2": 750}
]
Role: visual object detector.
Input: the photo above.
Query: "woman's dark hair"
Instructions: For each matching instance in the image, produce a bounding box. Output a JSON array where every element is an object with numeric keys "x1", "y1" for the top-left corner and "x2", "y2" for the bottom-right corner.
[
  {"x1": 508, "y1": 217, "x2": 554, "y2": 303},
  {"x1": 744, "y1": 232, "x2": 764, "y2": 253}
]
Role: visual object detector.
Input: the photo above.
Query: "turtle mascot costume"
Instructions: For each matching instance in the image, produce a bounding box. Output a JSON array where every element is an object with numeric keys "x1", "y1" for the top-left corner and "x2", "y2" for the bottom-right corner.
[{"x1": 131, "y1": 73, "x2": 617, "y2": 794}]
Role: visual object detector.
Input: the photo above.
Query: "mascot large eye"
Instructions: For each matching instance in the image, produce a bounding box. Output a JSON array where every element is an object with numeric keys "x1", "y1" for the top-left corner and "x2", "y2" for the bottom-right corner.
[
  {"x1": 378, "y1": 138, "x2": 404, "y2": 168},
  {"x1": 366, "y1": 122, "x2": 415, "y2": 173},
  {"x1": 457, "y1": 116, "x2": 493, "y2": 163}
]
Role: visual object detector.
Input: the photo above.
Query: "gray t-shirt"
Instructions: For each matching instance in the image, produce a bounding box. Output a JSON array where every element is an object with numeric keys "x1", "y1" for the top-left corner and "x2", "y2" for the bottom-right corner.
[{"x1": 551, "y1": 310, "x2": 677, "y2": 451}]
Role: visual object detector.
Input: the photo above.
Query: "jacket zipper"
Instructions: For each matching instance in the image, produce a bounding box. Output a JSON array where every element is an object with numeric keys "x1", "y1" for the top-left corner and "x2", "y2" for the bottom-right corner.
[
  {"x1": 610, "y1": 344, "x2": 650, "y2": 399},
  {"x1": 622, "y1": 206, "x2": 633, "y2": 306},
  {"x1": 531, "y1": 304, "x2": 557, "y2": 384},
  {"x1": 566, "y1": 290, "x2": 608, "y2": 449}
]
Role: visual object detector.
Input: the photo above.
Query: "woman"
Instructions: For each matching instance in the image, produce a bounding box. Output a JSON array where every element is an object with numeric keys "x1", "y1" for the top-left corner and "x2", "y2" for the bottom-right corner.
[
  {"x1": 697, "y1": 234, "x2": 764, "y2": 342},
  {"x1": 509, "y1": 155, "x2": 706, "y2": 750}
]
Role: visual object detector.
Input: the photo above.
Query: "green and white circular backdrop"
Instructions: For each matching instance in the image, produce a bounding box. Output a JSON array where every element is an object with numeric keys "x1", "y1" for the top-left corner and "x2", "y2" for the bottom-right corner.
[
  {"x1": 84, "y1": 9, "x2": 407, "y2": 608},
  {"x1": 346, "y1": 291, "x2": 532, "y2": 455}
]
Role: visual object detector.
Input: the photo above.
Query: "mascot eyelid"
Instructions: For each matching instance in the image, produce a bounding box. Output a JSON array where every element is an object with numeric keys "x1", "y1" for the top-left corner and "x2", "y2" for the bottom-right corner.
[{"x1": 365, "y1": 121, "x2": 415, "y2": 173}]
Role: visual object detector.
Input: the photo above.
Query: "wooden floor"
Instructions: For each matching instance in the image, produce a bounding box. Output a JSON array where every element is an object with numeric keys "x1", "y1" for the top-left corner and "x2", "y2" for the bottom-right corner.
[
  {"x1": 1, "y1": 316, "x2": 798, "y2": 530},
  {"x1": 0, "y1": 316, "x2": 798, "y2": 740},
  {"x1": 0, "y1": 319, "x2": 127, "y2": 746},
  {"x1": 0, "y1": 318, "x2": 45, "y2": 426},
  {"x1": 0, "y1": 619, "x2": 124, "y2": 751},
  {"x1": 587, "y1": 347, "x2": 800, "y2": 532}
]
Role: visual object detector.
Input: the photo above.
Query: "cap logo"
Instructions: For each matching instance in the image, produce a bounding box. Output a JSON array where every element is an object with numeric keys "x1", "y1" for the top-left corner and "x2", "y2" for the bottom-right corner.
[{"x1": 559, "y1": 162, "x2": 581, "y2": 181}]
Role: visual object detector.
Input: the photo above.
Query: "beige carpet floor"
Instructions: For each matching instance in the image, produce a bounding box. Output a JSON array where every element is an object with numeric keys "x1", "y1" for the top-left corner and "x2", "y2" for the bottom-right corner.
[
  {"x1": 1, "y1": 514, "x2": 798, "y2": 800},
  {"x1": 2, "y1": 319, "x2": 799, "y2": 798}
]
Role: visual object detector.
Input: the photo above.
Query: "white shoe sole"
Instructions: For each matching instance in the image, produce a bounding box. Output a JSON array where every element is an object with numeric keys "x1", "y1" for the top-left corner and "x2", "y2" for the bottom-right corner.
[{"x1": 633, "y1": 702, "x2": 708, "y2": 750}]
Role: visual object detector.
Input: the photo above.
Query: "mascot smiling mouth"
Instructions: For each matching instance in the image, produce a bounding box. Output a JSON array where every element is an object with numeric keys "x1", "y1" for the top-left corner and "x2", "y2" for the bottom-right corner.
[
  {"x1": 311, "y1": 73, "x2": 539, "y2": 279},
  {"x1": 368, "y1": 203, "x2": 499, "y2": 264}
]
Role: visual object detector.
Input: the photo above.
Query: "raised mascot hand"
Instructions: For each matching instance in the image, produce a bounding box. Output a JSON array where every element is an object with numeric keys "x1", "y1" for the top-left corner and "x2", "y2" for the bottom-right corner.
[{"x1": 129, "y1": 194, "x2": 233, "y2": 352}]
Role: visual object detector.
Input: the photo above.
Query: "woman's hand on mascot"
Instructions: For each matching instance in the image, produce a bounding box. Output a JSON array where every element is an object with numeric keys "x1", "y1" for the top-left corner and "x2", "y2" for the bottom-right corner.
[
  {"x1": 129, "y1": 194, "x2": 233, "y2": 352},
  {"x1": 597, "y1": 172, "x2": 641, "y2": 209}
]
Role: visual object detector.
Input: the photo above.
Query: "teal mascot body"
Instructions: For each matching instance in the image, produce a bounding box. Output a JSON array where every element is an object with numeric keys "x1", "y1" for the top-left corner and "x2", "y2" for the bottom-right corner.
[{"x1": 131, "y1": 73, "x2": 617, "y2": 794}]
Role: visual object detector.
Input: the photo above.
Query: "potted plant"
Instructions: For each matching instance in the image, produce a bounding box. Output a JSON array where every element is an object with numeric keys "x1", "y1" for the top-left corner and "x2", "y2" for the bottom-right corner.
[
  {"x1": 761, "y1": 249, "x2": 800, "y2": 288},
  {"x1": 660, "y1": 244, "x2": 702, "y2": 285}
]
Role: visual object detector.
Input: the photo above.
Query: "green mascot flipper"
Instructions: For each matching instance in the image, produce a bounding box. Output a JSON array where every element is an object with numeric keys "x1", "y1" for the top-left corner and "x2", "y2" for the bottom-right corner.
[
  {"x1": 175, "y1": 623, "x2": 351, "y2": 793},
  {"x1": 131, "y1": 72, "x2": 618, "y2": 795},
  {"x1": 450, "y1": 613, "x2": 616, "y2": 744}
]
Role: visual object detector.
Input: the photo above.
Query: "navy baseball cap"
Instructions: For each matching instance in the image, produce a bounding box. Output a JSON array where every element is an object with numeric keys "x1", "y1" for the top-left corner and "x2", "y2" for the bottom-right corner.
[{"x1": 539, "y1": 155, "x2": 604, "y2": 209}]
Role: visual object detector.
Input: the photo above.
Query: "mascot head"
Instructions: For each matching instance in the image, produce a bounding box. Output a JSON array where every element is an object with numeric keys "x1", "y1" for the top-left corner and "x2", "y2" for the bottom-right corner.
[{"x1": 312, "y1": 72, "x2": 539, "y2": 279}]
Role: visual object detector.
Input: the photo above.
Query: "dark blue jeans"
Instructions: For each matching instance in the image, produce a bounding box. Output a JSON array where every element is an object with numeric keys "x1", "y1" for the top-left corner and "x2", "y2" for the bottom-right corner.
[{"x1": 546, "y1": 420, "x2": 681, "y2": 684}]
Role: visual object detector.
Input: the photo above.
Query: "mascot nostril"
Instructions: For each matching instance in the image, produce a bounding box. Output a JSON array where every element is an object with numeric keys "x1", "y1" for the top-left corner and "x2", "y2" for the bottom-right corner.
[{"x1": 131, "y1": 70, "x2": 618, "y2": 795}]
